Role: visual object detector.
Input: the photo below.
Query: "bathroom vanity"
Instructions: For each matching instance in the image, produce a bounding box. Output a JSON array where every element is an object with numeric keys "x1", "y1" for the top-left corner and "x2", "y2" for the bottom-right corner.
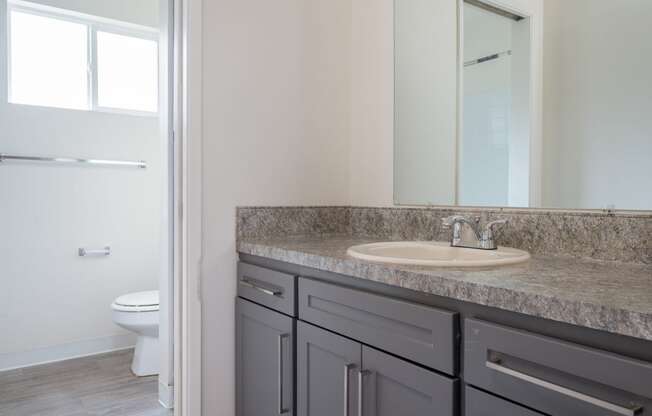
[
  {"x1": 234, "y1": 207, "x2": 652, "y2": 416},
  {"x1": 233, "y1": 3, "x2": 652, "y2": 409}
]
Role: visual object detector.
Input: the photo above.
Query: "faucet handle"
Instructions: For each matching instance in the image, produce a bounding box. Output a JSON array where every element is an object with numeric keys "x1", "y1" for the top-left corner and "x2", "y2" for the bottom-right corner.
[
  {"x1": 478, "y1": 219, "x2": 508, "y2": 250},
  {"x1": 441, "y1": 215, "x2": 464, "y2": 229},
  {"x1": 485, "y1": 219, "x2": 509, "y2": 232}
]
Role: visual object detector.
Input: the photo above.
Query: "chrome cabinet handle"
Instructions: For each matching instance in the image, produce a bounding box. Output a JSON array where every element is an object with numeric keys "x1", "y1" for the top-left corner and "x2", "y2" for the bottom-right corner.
[
  {"x1": 357, "y1": 370, "x2": 373, "y2": 416},
  {"x1": 343, "y1": 364, "x2": 356, "y2": 416},
  {"x1": 239, "y1": 279, "x2": 282, "y2": 297},
  {"x1": 278, "y1": 333, "x2": 290, "y2": 415},
  {"x1": 486, "y1": 360, "x2": 643, "y2": 416}
]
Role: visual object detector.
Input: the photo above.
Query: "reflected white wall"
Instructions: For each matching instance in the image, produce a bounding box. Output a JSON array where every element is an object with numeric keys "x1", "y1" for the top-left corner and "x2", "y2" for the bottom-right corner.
[
  {"x1": 394, "y1": 0, "x2": 457, "y2": 205},
  {"x1": 461, "y1": 4, "x2": 512, "y2": 206},
  {"x1": 542, "y1": 0, "x2": 652, "y2": 210}
]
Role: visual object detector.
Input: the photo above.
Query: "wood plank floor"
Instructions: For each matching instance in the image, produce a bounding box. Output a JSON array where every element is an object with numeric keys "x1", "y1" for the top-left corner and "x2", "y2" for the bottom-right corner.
[{"x1": 0, "y1": 349, "x2": 173, "y2": 416}]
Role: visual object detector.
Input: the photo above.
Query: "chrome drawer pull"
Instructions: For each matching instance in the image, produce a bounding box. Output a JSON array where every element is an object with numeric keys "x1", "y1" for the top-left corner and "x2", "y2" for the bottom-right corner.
[
  {"x1": 278, "y1": 333, "x2": 290, "y2": 415},
  {"x1": 343, "y1": 364, "x2": 356, "y2": 416},
  {"x1": 486, "y1": 361, "x2": 643, "y2": 416},
  {"x1": 239, "y1": 279, "x2": 282, "y2": 297},
  {"x1": 358, "y1": 370, "x2": 373, "y2": 416}
]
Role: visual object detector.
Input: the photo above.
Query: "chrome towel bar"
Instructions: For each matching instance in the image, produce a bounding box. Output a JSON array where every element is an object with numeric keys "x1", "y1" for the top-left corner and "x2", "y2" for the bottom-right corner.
[{"x1": 0, "y1": 153, "x2": 147, "y2": 169}]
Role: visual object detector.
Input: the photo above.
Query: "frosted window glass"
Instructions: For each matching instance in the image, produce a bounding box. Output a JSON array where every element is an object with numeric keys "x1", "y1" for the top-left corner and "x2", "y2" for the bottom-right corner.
[
  {"x1": 97, "y1": 31, "x2": 158, "y2": 113},
  {"x1": 9, "y1": 11, "x2": 89, "y2": 110}
]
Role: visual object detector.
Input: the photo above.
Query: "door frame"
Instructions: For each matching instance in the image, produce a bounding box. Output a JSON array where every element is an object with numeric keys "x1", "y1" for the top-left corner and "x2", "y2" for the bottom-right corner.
[{"x1": 173, "y1": 0, "x2": 203, "y2": 414}]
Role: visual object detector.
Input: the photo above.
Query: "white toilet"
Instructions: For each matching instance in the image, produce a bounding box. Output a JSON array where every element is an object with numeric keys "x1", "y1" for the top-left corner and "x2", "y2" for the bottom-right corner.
[{"x1": 111, "y1": 290, "x2": 160, "y2": 376}]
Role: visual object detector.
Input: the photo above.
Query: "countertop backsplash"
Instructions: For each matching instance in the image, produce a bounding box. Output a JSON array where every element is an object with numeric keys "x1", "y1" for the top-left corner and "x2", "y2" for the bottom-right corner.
[{"x1": 236, "y1": 206, "x2": 652, "y2": 264}]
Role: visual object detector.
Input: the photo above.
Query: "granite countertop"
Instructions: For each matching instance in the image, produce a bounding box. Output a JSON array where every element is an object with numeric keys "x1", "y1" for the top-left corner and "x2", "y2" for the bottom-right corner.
[{"x1": 237, "y1": 235, "x2": 652, "y2": 341}]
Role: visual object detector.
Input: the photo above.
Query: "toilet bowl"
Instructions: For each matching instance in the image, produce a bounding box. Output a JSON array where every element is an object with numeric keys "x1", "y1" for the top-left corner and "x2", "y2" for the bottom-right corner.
[{"x1": 111, "y1": 290, "x2": 159, "y2": 376}]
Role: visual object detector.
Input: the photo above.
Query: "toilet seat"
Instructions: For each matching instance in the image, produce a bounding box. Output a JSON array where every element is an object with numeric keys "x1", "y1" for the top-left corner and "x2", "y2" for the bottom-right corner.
[{"x1": 111, "y1": 290, "x2": 159, "y2": 312}]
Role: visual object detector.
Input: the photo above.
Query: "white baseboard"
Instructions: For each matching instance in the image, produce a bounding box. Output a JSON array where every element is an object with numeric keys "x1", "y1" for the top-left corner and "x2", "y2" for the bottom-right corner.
[
  {"x1": 159, "y1": 381, "x2": 175, "y2": 409},
  {"x1": 0, "y1": 334, "x2": 137, "y2": 372}
]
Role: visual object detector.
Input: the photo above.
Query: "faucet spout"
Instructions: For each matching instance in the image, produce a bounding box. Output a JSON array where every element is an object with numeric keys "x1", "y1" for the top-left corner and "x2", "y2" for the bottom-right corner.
[
  {"x1": 442, "y1": 215, "x2": 481, "y2": 236},
  {"x1": 441, "y1": 216, "x2": 507, "y2": 250}
]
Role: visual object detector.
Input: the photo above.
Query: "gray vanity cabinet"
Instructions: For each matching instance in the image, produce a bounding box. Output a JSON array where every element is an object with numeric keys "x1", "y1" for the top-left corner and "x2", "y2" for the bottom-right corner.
[
  {"x1": 236, "y1": 259, "x2": 652, "y2": 416},
  {"x1": 297, "y1": 320, "x2": 456, "y2": 416},
  {"x1": 236, "y1": 298, "x2": 294, "y2": 416}
]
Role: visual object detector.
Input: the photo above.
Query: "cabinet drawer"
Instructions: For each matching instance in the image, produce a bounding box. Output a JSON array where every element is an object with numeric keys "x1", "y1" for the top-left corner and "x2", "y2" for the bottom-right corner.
[
  {"x1": 238, "y1": 262, "x2": 296, "y2": 316},
  {"x1": 465, "y1": 386, "x2": 543, "y2": 416},
  {"x1": 299, "y1": 277, "x2": 458, "y2": 375},
  {"x1": 464, "y1": 319, "x2": 652, "y2": 416}
]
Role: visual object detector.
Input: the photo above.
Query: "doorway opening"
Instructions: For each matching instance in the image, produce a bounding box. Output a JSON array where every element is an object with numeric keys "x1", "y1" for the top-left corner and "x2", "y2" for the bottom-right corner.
[{"x1": 0, "y1": 0, "x2": 176, "y2": 414}]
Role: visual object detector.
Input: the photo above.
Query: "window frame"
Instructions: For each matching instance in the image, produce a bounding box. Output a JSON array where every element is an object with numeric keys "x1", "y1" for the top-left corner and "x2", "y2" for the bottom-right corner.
[{"x1": 6, "y1": 0, "x2": 160, "y2": 116}]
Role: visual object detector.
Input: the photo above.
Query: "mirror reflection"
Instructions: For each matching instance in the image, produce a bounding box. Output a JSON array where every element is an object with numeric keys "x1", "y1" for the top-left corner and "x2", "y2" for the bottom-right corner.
[{"x1": 394, "y1": 0, "x2": 652, "y2": 211}]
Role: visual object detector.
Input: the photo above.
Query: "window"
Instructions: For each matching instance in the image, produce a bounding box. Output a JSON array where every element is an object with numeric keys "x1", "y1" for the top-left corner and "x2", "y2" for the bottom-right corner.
[
  {"x1": 9, "y1": 10, "x2": 89, "y2": 110},
  {"x1": 7, "y1": 1, "x2": 159, "y2": 115},
  {"x1": 96, "y1": 32, "x2": 158, "y2": 113}
]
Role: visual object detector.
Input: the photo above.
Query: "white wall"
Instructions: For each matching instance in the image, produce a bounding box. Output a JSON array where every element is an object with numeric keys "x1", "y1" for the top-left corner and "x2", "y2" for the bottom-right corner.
[
  {"x1": 542, "y1": 0, "x2": 652, "y2": 210},
  {"x1": 0, "y1": 0, "x2": 162, "y2": 369},
  {"x1": 26, "y1": 0, "x2": 159, "y2": 27},
  {"x1": 201, "y1": 0, "x2": 351, "y2": 413}
]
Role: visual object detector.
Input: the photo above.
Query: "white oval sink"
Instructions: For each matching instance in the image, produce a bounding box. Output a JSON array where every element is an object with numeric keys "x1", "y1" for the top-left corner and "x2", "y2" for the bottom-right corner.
[{"x1": 347, "y1": 241, "x2": 530, "y2": 267}]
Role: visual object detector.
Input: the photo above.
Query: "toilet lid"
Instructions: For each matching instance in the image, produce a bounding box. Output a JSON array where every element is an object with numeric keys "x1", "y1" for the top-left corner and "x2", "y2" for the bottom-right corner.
[{"x1": 112, "y1": 290, "x2": 159, "y2": 312}]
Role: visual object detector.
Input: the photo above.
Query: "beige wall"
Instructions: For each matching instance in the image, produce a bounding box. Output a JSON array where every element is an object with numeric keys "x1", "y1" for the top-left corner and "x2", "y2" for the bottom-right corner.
[
  {"x1": 350, "y1": 0, "x2": 395, "y2": 206},
  {"x1": 201, "y1": 0, "x2": 351, "y2": 413}
]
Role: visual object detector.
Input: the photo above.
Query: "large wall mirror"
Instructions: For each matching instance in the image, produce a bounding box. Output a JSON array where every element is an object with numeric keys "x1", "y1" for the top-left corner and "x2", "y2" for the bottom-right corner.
[{"x1": 394, "y1": 0, "x2": 652, "y2": 211}]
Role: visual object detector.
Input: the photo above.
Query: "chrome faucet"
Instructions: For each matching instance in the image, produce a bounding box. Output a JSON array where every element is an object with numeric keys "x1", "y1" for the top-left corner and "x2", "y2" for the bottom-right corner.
[{"x1": 441, "y1": 215, "x2": 508, "y2": 250}]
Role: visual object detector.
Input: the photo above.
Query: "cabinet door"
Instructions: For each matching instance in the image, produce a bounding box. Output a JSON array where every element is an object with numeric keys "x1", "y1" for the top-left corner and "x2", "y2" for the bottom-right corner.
[
  {"x1": 297, "y1": 321, "x2": 361, "y2": 416},
  {"x1": 236, "y1": 298, "x2": 294, "y2": 416},
  {"x1": 361, "y1": 346, "x2": 457, "y2": 416}
]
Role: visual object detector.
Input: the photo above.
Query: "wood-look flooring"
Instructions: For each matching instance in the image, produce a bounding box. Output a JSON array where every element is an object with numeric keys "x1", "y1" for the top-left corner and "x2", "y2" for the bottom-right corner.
[{"x1": 0, "y1": 349, "x2": 173, "y2": 416}]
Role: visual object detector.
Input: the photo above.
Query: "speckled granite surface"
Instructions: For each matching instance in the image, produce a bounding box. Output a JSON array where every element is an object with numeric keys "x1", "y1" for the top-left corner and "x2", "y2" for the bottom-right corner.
[
  {"x1": 236, "y1": 206, "x2": 652, "y2": 340},
  {"x1": 237, "y1": 207, "x2": 351, "y2": 240},
  {"x1": 237, "y1": 206, "x2": 652, "y2": 264},
  {"x1": 237, "y1": 235, "x2": 652, "y2": 341}
]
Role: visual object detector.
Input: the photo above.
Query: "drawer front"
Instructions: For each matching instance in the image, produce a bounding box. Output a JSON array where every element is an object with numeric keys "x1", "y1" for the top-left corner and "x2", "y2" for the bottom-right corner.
[
  {"x1": 465, "y1": 319, "x2": 652, "y2": 416},
  {"x1": 237, "y1": 262, "x2": 296, "y2": 316},
  {"x1": 299, "y1": 277, "x2": 458, "y2": 375},
  {"x1": 465, "y1": 386, "x2": 543, "y2": 416}
]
